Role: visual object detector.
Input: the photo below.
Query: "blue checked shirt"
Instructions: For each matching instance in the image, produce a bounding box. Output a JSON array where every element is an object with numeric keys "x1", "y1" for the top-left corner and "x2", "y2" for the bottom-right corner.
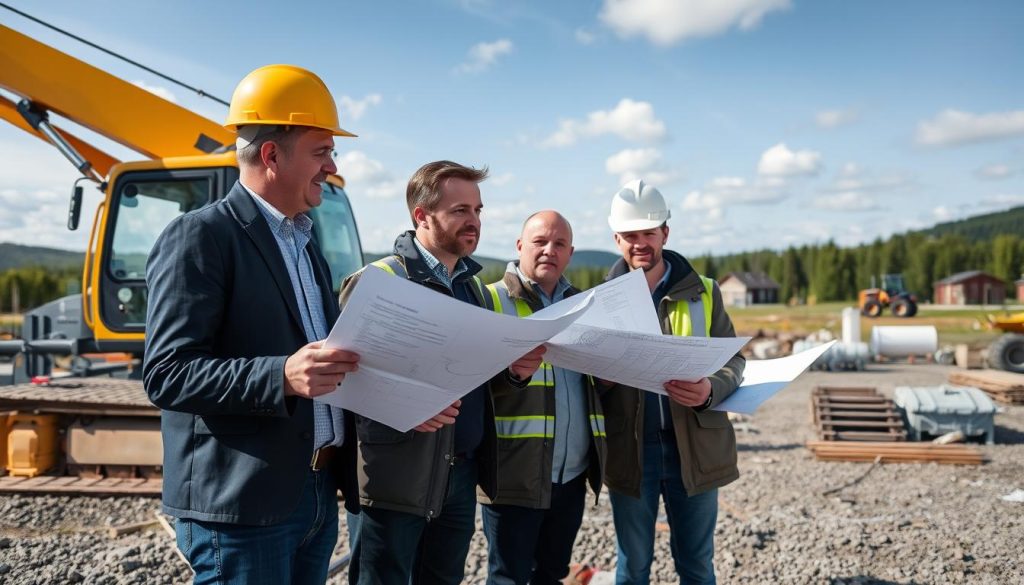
[
  {"x1": 244, "y1": 184, "x2": 344, "y2": 450},
  {"x1": 412, "y1": 237, "x2": 469, "y2": 289},
  {"x1": 515, "y1": 265, "x2": 590, "y2": 484}
]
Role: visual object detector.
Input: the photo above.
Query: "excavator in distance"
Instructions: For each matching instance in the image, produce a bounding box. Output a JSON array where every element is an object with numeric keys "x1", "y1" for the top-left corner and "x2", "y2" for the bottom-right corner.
[{"x1": 0, "y1": 21, "x2": 364, "y2": 490}]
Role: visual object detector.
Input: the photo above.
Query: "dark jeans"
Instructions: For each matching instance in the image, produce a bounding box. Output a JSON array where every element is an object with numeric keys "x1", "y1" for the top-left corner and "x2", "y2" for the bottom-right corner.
[
  {"x1": 356, "y1": 458, "x2": 478, "y2": 585},
  {"x1": 175, "y1": 469, "x2": 339, "y2": 585},
  {"x1": 608, "y1": 431, "x2": 718, "y2": 585},
  {"x1": 481, "y1": 473, "x2": 588, "y2": 585}
]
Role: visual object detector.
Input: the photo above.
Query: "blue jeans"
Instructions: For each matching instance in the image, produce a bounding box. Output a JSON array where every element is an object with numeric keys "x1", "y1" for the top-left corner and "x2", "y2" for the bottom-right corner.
[
  {"x1": 481, "y1": 473, "x2": 588, "y2": 585},
  {"x1": 356, "y1": 458, "x2": 478, "y2": 585},
  {"x1": 608, "y1": 431, "x2": 718, "y2": 585},
  {"x1": 175, "y1": 469, "x2": 340, "y2": 585}
]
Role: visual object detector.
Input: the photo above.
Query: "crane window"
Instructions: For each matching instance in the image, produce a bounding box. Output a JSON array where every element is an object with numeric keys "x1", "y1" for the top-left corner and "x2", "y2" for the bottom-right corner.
[
  {"x1": 308, "y1": 183, "x2": 364, "y2": 290},
  {"x1": 108, "y1": 178, "x2": 210, "y2": 280}
]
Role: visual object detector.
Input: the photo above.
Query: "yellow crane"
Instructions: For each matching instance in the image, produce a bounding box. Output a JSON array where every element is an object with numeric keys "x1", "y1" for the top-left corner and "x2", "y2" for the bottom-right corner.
[{"x1": 0, "y1": 20, "x2": 363, "y2": 486}]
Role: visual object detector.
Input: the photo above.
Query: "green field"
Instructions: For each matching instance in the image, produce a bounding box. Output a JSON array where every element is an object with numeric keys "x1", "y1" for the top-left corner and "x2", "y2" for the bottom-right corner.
[{"x1": 727, "y1": 302, "x2": 1015, "y2": 347}]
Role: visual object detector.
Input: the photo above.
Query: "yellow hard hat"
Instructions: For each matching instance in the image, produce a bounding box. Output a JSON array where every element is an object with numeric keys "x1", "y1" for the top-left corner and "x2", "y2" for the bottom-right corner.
[{"x1": 224, "y1": 64, "x2": 356, "y2": 137}]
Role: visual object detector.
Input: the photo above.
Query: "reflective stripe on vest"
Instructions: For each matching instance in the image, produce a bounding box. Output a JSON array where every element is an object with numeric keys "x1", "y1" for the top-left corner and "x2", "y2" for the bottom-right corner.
[
  {"x1": 494, "y1": 415, "x2": 555, "y2": 439},
  {"x1": 488, "y1": 281, "x2": 556, "y2": 390},
  {"x1": 371, "y1": 256, "x2": 486, "y2": 301},
  {"x1": 486, "y1": 280, "x2": 606, "y2": 440},
  {"x1": 667, "y1": 274, "x2": 715, "y2": 337}
]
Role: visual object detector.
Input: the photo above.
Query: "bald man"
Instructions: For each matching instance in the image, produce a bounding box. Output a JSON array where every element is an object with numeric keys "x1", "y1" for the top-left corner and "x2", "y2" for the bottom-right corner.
[{"x1": 479, "y1": 211, "x2": 607, "y2": 585}]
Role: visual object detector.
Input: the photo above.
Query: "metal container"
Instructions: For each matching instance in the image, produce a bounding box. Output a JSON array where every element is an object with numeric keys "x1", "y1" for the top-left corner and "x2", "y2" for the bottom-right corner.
[
  {"x1": 842, "y1": 307, "x2": 861, "y2": 345},
  {"x1": 871, "y1": 326, "x2": 938, "y2": 358},
  {"x1": 894, "y1": 385, "x2": 996, "y2": 444}
]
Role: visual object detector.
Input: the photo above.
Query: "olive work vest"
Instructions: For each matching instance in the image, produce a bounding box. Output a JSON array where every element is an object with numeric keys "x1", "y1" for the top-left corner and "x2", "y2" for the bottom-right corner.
[{"x1": 484, "y1": 280, "x2": 606, "y2": 441}]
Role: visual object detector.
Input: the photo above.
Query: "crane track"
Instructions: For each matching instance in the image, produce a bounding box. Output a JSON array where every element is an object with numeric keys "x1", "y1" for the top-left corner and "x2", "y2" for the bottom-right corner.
[{"x1": 1, "y1": 377, "x2": 163, "y2": 495}]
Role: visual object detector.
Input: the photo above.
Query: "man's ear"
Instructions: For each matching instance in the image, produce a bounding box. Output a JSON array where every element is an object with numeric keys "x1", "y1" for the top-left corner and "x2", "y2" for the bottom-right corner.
[
  {"x1": 260, "y1": 141, "x2": 279, "y2": 171},
  {"x1": 412, "y1": 206, "x2": 428, "y2": 228}
]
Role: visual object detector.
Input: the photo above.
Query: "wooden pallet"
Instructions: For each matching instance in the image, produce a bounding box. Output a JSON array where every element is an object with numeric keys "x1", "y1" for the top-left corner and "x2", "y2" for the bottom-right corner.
[
  {"x1": 0, "y1": 474, "x2": 162, "y2": 495},
  {"x1": 811, "y1": 386, "x2": 907, "y2": 442},
  {"x1": 806, "y1": 441, "x2": 984, "y2": 465},
  {"x1": 948, "y1": 370, "x2": 1024, "y2": 405}
]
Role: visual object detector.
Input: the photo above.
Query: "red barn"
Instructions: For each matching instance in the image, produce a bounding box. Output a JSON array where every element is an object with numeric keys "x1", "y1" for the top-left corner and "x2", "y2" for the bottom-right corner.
[{"x1": 933, "y1": 271, "x2": 1006, "y2": 305}]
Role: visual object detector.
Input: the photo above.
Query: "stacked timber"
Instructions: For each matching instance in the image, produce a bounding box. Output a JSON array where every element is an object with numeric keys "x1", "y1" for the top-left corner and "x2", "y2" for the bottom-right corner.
[
  {"x1": 806, "y1": 441, "x2": 984, "y2": 465},
  {"x1": 811, "y1": 386, "x2": 907, "y2": 442},
  {"x1": 947, "y1": 369, "x2": 1024, "y2": 405}
]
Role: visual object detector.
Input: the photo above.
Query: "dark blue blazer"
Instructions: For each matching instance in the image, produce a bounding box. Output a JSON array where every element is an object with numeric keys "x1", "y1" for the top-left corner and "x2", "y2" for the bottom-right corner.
[{"x1": 143, "y1": 182, "x2": 357, "y2": 525}]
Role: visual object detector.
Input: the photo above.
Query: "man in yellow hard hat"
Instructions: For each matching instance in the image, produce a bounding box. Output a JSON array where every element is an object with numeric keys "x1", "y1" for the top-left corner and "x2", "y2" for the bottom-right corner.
[
  {"x1": 599, "y1": 179, "x2": 745, "y2": 585},
  {"x1": 145, "y1": 64, "x2": 361, "y2": 584}
]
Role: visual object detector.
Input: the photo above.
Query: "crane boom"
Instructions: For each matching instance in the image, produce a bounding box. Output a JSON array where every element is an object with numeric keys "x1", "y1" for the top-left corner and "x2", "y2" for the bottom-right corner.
[{"x1": 0, "y1": 23, "x2": 235, "y2": 161}]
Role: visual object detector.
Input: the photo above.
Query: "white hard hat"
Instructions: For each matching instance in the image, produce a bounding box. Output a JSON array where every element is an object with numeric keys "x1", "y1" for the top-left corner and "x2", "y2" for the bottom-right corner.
[{"x1": 608, "y1": 179, "x2": 671, "y2": 233}]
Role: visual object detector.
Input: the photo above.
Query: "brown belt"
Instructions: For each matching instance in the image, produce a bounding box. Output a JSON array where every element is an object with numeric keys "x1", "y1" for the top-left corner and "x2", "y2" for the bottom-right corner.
[{"x1": 310, "y1": 446, "x2": 339, "y2": 471}]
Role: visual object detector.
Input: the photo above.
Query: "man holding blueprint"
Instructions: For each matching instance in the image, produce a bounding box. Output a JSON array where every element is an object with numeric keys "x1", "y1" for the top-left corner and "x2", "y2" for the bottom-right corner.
[
  {"x1": 337, "y1": 161, "x2": 545, "y2": 585},
  {"x1": 600, "y1": 180, "x2": 745, "y2": 585},
  {"x1": 478, "y1": 211, "x2": 608, "y2": 585}
]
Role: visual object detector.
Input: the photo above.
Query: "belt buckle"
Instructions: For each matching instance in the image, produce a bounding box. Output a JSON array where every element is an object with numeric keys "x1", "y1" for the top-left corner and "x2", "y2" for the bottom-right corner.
[{"x1": 310, "y1": 447, "x2": 326, "y2": 471}]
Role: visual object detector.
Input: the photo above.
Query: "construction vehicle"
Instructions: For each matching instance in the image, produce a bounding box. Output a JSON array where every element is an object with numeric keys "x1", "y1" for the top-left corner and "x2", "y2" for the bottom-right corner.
[
  {"x1": 986, "y1": 313, "x2": 1024, "y2": 374},
  {"x1": 859, "y1": 273, "x2": 918, "y2": 318},
  {"x1": 0, "y1": 19, "x2": 363, "y2": 491}
]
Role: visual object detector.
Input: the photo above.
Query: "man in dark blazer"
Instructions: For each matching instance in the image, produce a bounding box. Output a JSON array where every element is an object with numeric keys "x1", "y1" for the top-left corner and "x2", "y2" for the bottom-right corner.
[{"x1": 144, "y1": 65, "x2": 360, "y2": 584}]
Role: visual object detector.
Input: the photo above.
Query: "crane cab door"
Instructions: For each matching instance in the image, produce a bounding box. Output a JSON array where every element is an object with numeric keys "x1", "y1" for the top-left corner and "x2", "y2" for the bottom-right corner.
[{"x1": 86, "y1": 165, "x2": 238, "y2": 352}]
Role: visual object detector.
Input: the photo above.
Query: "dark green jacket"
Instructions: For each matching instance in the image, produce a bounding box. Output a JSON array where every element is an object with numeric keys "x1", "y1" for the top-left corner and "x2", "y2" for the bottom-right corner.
[
  {"x1": 478, "y1": 265, "x2": 607, "y2": 508},
  {"x1": 600, "y1": 250, "x2": 745, "y2": 497},
  {"x1": 337, "y1": 231, "x2": 498, "y2": 518}
]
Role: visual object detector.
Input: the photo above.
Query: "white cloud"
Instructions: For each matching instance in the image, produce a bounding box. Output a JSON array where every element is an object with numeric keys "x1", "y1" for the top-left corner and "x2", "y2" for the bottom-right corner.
[
  {"x1": 599, "y1": 0, "x2": 791, "y2": 46},
  {"x1": 839, "y1": 162, "x2": 861, "y2": 177},
  {"x1": 980, "y1": 193, "x2": 1024, "y2": 209},
  {"x1": 542, "y1": 99, "x2": 667, "y2": 148},
  {"x1": 605, "y1": 147, "x2": 681, "y2": 186},
  {"x1": 679, "y1": 175, "x2": 786, "y2": 227},
  {"x1": 975, "y1": 163, "x2": 1013, "y2": 180},
  {"x1": 575, "y1": 27, "x2": 598, "y2": 45},
  {"x1": 932, "y1": 205, "x2": 957, "y2": 222},
  {"x1": 338, "y1": 94, "x2": 382, "y2": 121},
  {"x1": 812, "y1": 192, "x2": 880, "y2": 212},
  {"x1": 757, "y1": 143, "x2": 822, "y2": 176},
  {"x1": 915, "y1": 109, "x2": 1024, "y2": 147},
  {"x1": 821, "y1": 164, "x2": 912, "y2": 194},
  {"x1": 337, "y1": 151, "x2": 403, "y2": 199},
  {"x1": 455, "y1": 39, "x2": 514, "y2": 74},
  {"x1": 131, "y1": 80, "x2": 177, "y2": 103},
  {"x1": 815, "y1": 108, "x2": 859, "y2": 129},
  {"x1": 605, "y1": 147, "x2": 661, "y2": 175}
]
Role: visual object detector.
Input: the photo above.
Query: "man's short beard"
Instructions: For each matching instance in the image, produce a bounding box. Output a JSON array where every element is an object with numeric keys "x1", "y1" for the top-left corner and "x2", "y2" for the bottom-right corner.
[{"x1": 429, "y1": 217, "x2": 478, "y2": 258}]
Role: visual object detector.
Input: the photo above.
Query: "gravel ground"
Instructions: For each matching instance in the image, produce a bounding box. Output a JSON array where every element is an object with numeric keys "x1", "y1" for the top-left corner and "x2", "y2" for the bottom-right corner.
[{"x1": 2, "y1": 363, "x2": 1021, "y2": 584}]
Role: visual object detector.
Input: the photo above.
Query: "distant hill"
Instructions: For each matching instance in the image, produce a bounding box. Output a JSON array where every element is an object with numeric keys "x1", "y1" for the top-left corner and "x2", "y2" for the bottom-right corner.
[
  {"x1": 569, "y1": 250, "x2": 619, "y2": 269},
  {"x1": 918, "y1": 205, "x2": 1024, "y2": 242},
  {"x1": 364, "y1": 249, "x2": 619, "y2": 271},
  {"x1": 0, "y1": 243, "x2": 83, "y2": 272}
]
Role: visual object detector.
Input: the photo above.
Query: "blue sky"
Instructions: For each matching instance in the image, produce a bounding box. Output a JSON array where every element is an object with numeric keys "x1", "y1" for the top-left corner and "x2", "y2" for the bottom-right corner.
[{"x1": 1, "y1": 0, "x2": 1022, "y2": 259}]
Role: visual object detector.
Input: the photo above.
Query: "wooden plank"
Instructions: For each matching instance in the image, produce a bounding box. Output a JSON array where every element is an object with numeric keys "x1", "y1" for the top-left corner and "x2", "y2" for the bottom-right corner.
[
  {"x1": 817, "y1": 409, "x2": 900, "y2": 418},
  {"x1": 0, "y1": 476, "x2": 161, "y2": 495},
  {"x1": 819, "y1": 432, "x2": 909, "y2": 442},
  {"x1": 820, "y1": 420, "x2": 905, "y2": 429}
]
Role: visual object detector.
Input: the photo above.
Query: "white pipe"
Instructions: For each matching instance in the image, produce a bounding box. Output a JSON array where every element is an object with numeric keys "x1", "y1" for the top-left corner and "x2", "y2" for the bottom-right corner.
[
  {"x1": 870, "y1": 326, "x2": 938, "y2": 357},
  {"x1": 841, "y1": 307, "x2": 861, "y2": 345}
]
